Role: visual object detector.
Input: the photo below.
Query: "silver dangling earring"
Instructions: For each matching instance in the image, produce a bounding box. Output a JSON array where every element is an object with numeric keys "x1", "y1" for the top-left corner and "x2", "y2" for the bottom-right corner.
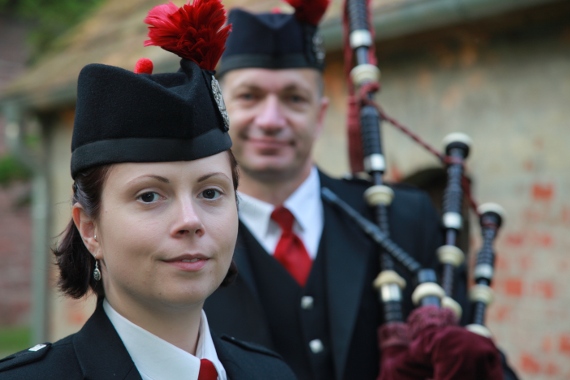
[{"x1": 93, "y1": 260, "x2": 102, "y2": 281}]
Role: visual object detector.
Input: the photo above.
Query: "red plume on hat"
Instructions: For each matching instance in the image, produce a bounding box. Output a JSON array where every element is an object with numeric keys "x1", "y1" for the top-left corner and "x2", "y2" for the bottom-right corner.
[
  {"x1": 284, "y1": 0, "x2": 330, "y2": 26},
  {"x1": 143, "y1": 0, "x2": 231, "y2": 71}
]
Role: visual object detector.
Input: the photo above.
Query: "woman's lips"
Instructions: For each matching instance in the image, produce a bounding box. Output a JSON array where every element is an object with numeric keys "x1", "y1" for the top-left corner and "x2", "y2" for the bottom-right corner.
[{"x1": 165, "y1": 254, "x2": 209, "y2": 272}]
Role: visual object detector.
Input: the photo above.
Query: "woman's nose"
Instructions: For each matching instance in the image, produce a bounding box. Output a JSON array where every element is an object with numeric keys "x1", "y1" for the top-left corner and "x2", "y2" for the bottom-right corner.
[{"x1": 171, "y1": 199, "x2": 204, "y2": 237}]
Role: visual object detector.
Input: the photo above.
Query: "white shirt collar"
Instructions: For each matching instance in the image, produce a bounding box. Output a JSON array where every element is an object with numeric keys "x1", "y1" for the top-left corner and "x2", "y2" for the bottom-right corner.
[
  {"x1": 238, "y1": 166, "x2": 323, "y2": 258},
  {"x1": 103, "y1": 300, "x2": 226, "y2": 380}
]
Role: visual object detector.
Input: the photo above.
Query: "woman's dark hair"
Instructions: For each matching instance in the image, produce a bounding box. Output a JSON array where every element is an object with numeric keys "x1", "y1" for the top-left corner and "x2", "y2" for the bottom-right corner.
[{"x1": 53, "y1": 150, "x2": 240, "y2": 299}]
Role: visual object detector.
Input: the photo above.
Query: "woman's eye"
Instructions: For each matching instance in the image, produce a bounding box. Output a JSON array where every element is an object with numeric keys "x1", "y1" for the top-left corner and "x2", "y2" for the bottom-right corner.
[
  {"x1": 138, "y1": 192, "x2": 160, "y2": 203},
  {"x1": 201, "y1": 188, "x2": 221, "y2": 200}
]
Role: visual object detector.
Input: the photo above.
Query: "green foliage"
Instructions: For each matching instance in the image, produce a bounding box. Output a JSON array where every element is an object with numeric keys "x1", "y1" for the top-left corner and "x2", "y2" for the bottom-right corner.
[
  {"x1": 0, "y1": 154, "x2": 32, "y2": 187},
  {"x1": 0, "y1": 0, "x2": 104, "y2": 60},
  {"x1": 0, "y1": 325, "x2": 31, "y2": 358}
]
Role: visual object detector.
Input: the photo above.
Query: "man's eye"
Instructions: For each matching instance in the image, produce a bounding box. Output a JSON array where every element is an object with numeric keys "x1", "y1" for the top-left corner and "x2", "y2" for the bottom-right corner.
[
  {"x1": 286, "y1": 94, "x2": 308, "y2": 105},
  {"x1": 138, "y1": 192, "x2": 160, "y2": 203},
  {"x1": 202, "y1": 189, "x2": 221, "y2": 200},
  {"x1": 238, "y1": 93, "x2": 253, "y2": 100}
]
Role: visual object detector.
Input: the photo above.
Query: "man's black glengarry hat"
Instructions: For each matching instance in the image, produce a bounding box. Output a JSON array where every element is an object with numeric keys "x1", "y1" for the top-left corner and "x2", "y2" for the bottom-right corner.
[
  {"x1": 217, "y1": 0, "x2": 330, "y2": 76},
  {"x1": 71, "y1": 0, "x2": 232, "y2": 178}
]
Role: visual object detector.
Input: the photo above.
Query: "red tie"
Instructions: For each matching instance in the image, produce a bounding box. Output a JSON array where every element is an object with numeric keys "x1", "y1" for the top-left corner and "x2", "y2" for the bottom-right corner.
[
  {"x1": 198, "y1": 358, "x2": 218, "y2": 380},
  {"x1": 271, "y1": 206, "x2": 312, "y2": 286}
]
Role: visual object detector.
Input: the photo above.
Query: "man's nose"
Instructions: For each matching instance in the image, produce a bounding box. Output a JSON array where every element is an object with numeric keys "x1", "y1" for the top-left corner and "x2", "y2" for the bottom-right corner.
[{"x1": 254, "y1": 95, "x2": 286, "y2": 131}]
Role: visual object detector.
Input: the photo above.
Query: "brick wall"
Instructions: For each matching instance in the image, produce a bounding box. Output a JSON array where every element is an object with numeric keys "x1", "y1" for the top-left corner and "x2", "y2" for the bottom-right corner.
[{"x1": 0, "y1": 183, "x2": 31, "y2": 325}]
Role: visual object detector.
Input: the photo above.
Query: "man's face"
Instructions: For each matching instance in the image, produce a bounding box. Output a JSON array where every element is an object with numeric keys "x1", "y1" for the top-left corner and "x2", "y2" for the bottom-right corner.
[{"x1": 221, "y1": 68, "x2": 328, "y2": 183}]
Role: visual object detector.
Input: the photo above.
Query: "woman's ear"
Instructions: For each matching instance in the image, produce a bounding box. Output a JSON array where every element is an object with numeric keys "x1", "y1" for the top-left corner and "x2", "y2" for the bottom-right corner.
[{"x1": 72, "y1": 204, "x2": 99, "y2": 256}]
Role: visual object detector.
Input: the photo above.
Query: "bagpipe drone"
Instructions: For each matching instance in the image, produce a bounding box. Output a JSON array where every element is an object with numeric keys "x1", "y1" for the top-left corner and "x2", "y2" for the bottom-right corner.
[{"x1": 319, "y1": 0, "x2": 508, "y2": 378}]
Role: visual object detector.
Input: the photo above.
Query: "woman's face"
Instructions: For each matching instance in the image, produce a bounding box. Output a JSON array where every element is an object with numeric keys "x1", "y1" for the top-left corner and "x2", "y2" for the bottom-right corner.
[{"x1": 91, "y1": 152, "x2": 238, "y2": 314}]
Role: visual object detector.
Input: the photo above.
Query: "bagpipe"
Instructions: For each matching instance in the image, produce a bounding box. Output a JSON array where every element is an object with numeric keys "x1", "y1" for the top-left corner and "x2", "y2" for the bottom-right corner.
[{"x1": 319, "y1": 0, "x2": 507, "y2": 378}]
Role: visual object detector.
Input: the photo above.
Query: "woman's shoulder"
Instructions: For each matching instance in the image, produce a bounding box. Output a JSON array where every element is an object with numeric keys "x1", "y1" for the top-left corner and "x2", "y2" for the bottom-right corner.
[
  {"x1": 0, "y1": 337, "x2": 81, "y2": 379},
  {"x1": 215, "y1": 335, "x2": 297, "y2": 379}
]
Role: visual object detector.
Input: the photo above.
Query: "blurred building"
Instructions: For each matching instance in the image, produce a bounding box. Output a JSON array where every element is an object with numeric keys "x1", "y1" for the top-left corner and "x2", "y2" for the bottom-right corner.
[
  {"x1": 0, "y1": 13, "x2": 33, "y2": 327},
  {"x1": 1, "y1": 1, "x2": 569, "y2": 379}
]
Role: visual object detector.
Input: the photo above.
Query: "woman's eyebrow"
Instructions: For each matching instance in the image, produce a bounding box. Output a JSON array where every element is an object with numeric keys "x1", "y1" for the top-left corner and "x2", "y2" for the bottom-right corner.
[
  {"x1": 197, "y1": 172, "x2": 230, "y2": 183},
  {"x1": 127, "y1": 175, "x2": 170, "y2": 185}
]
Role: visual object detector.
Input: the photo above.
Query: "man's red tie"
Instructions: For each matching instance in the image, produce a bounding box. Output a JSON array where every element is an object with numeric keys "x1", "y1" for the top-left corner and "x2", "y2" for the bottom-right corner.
[
  {"x1": 198, "y1": 358, "x2": 218, "y2": 380},
  {"x1": 271, "y1": 206, "x2": 312, "y2": 286}
]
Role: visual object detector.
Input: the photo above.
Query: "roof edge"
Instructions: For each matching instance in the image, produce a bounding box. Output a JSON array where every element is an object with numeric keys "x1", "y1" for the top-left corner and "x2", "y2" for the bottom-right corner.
[{"x1": 320, "y1": 0, "x2": 562, "y2": 50}]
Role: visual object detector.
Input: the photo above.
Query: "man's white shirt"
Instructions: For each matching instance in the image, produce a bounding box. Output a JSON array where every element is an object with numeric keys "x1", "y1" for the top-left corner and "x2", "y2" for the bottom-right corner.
[{"x1": 238, "y1": 166, "x2": 324, "y2": 259}]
